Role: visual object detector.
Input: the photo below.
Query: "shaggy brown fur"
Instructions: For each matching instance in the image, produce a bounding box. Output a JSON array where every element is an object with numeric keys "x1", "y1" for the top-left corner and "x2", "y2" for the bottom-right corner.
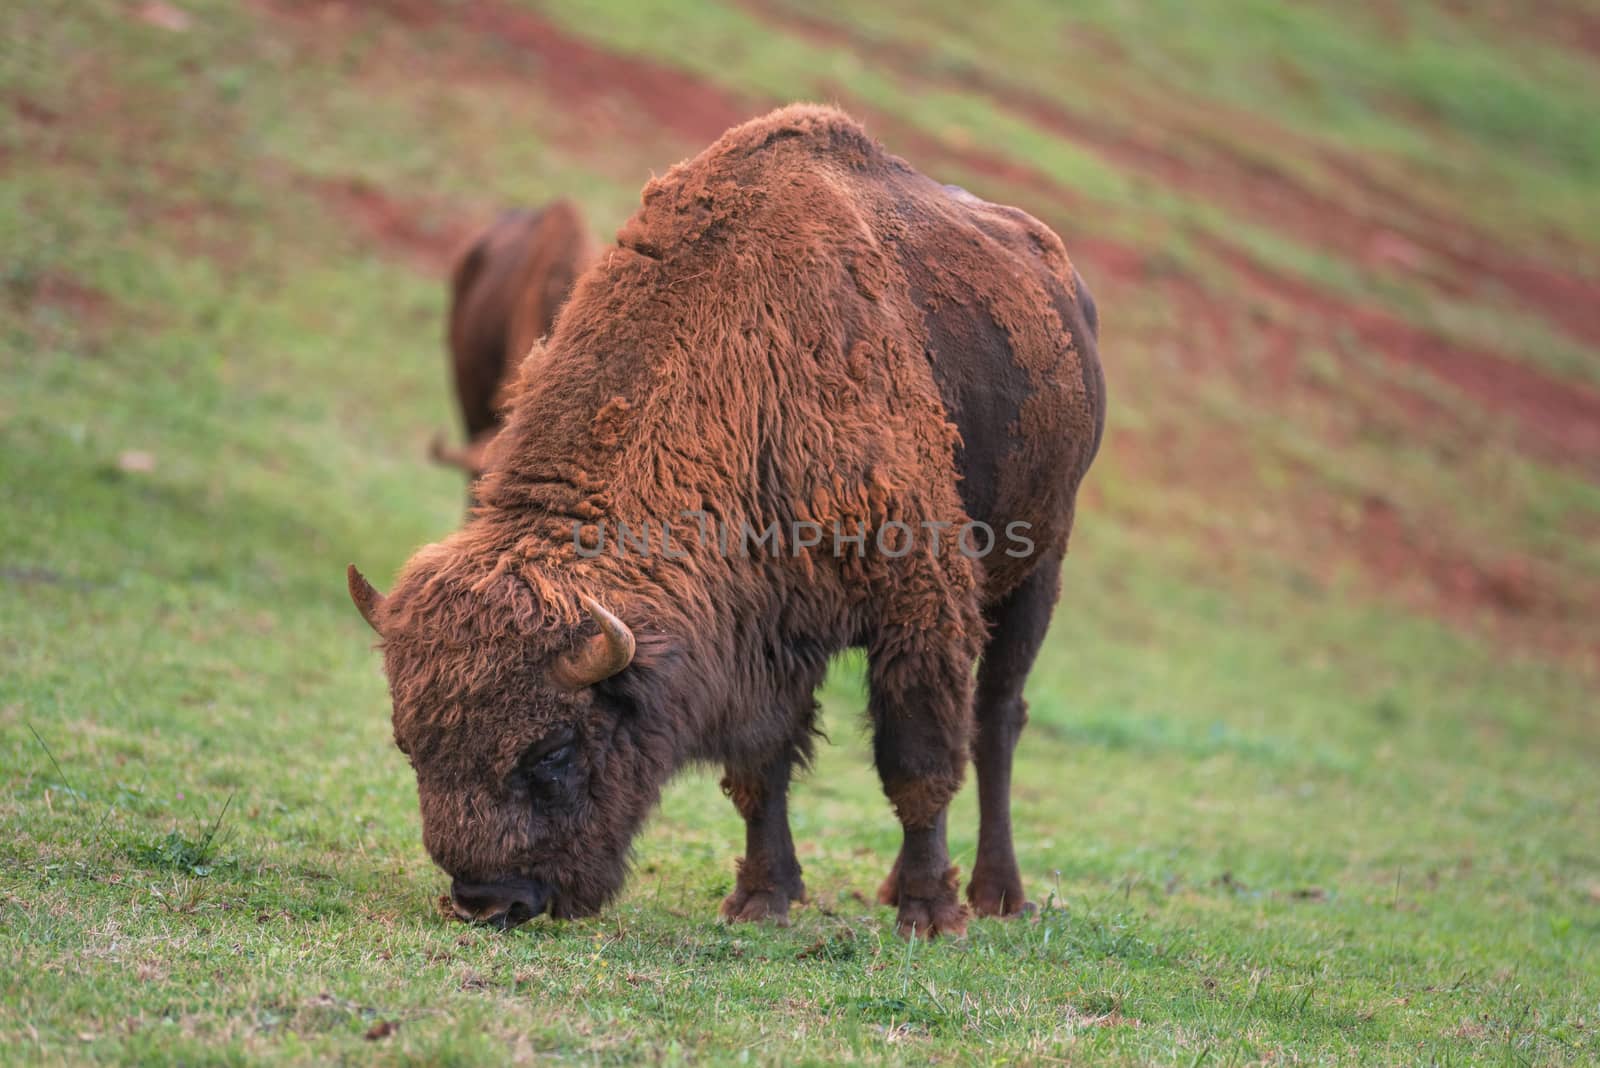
[
  {"x1": 432, "y1": 199, "x2": 591, "y2": 481},
  {"x1": 351, "y1": 104, "x2": 1105, "y2": 937}
]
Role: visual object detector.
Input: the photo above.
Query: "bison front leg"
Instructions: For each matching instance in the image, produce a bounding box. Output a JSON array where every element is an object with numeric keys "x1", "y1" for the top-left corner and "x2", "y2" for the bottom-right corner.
[
  {"x1": 869, "y1": 628, "x2": 976, "y2": 938},
  {"x1": 719, "y1": 753, "x2": 807, "y2": 926}
]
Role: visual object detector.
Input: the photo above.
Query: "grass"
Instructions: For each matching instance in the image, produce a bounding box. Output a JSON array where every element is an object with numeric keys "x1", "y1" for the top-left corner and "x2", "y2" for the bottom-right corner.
[{"x1": 3, "y1": 0, "x2": 1599, "y2": 1064}]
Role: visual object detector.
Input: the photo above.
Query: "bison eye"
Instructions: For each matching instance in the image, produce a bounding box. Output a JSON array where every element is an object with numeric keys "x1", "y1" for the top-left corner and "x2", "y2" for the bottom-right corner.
[
  {"x1": 518, "y1": 735, "x2": 576, "y2": 793},
  {"x1": 533, "y1": 743, "x2": 573, "y2": 773}
]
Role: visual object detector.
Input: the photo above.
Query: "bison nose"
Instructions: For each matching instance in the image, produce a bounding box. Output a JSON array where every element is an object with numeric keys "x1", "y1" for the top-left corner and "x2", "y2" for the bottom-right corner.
[{"x1": 449, "y1": 878, "x2": 551, "y2": 929}]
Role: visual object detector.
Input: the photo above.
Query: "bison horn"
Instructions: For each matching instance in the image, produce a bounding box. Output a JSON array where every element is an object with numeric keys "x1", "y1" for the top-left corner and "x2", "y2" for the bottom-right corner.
[
  {"x1": 553, "y1": 595, "x2": 636, "y2": 689},
  {"x1": 347, "y1": 564, "x2": 386, "y2": 633}
]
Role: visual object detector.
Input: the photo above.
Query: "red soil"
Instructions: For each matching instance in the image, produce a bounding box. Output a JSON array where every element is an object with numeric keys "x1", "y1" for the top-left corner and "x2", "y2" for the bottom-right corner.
[
  {"x1": 293, "y1": 173, "x2": 474, "y2": 275},
  {"x1": 1204, "y1": 237, "x2": 1600, "y2": 473},
  {"x1": 7, "y1": 270, "x2": 136, "y2": 355},
  {"x1": 9, "y1": 93, "x2": 60, "y2": 128},
  {"x1": 452, "y1": 7, "x2": 752, "y2": 149},
  {"x1": 1353, "y1": 494, "x2": 1544, "y2": 618},
  {"x1": 22, "y1": 273, "x2": 116, "y2": 324},
  {"x1": 1439, "y1": 0, "x2": 1600, "y2": 60},
  {"x1": 257, "y1": 0, "x2": 754, "y2": 149}
]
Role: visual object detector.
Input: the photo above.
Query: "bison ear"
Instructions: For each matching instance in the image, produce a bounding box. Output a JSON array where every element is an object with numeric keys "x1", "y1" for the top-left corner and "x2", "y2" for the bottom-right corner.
[
  {"x1": 347, "y1": 564, "x2": 386, "y2": 634},
  {"x1": 592, "y1": 630, "x2": 683, "y2": 709},
  {"x1": 624, "y1": 631, "x2": 680, "y2": 676}
]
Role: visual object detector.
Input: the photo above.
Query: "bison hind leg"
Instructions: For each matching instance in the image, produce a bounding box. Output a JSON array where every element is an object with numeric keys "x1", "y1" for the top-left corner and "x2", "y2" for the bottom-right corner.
[{"x1": 966, "y1": 555, "x2": 1063, "y2": 919}]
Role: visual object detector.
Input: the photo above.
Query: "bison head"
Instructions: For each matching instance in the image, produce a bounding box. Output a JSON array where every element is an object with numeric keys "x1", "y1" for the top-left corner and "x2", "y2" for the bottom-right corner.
[{"x1": 347, "y1": 559, "x2": 668, "y2": 928}]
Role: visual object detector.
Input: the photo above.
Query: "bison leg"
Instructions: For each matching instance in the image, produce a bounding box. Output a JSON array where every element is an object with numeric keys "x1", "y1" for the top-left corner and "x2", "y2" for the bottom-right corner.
[
  {"x1": 869, "y1": 633, "x2": 976, "y2": 938},
  {"x1": 967, "y1": 556, "x2": 1061, "y2": 918},
  {"x1": 719, "y1": 753, "x2": 807, "y2": 926}
]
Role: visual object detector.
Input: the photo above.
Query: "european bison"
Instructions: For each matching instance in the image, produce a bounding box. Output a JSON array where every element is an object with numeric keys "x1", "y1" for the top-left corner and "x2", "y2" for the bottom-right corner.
[
  {"x1": 431, "y1": 199, "x2": 591, "y2": 480},
  {"x1": 349, "y1": 104, "x2": 1105, "y2": 937}
]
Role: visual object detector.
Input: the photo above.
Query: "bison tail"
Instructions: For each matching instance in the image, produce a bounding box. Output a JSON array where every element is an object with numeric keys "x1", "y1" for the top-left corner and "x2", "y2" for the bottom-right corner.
[{"x1": 428, "y1": 432, "x2": 486, "y2": 476}]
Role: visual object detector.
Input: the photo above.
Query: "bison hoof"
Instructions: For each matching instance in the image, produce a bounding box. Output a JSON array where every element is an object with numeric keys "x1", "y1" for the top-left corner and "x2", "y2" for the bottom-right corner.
[
  {"x1": 720, "y1": 887, "x2": 798, "y2": 926},
  {"x1": 890, "y1": 863, "x2": 967, "y2": 938},
  {"x1": 895, "y1": 895, "x2": 969, "y2": 939},
  {"x1": 966, "y1": 874, "x2": 1034, "y2": 918}
]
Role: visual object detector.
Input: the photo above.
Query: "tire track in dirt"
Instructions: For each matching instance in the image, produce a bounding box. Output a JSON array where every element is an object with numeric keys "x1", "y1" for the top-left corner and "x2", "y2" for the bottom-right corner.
[
  {"x1": 1202, "y1": 236, "x2": 1600, "y2": 474},
  {"x1": 1109, "y1": 424, "x2": 1592, "y2": 663}
]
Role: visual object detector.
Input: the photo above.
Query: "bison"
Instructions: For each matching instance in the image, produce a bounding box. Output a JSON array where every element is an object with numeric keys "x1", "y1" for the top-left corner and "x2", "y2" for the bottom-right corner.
[
  {"x1": 431, "y1": 199, "x2": 592, "y2": 481},
  {"x1": 349, "y1": 104, "x2": 1105, "y2": 937}
]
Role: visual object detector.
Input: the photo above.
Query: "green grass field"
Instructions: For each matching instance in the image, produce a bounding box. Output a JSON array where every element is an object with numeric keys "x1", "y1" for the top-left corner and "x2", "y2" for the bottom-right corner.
[{"x1": 4, "y1": 1, "x2": 1598, "y2": 1063}]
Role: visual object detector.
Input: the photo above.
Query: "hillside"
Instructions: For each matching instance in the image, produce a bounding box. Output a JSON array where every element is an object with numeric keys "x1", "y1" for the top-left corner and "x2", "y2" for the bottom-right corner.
[{"x1": 3, "y1": 1, "x2": 1597, "y2": 1063}]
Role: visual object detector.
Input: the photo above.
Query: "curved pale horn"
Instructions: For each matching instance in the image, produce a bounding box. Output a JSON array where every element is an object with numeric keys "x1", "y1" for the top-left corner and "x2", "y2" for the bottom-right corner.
[
  {"x1": 552, "y1": 595, "x2": 636, "y2": 689},
  {"x1": 347, "y1": 564, "x2": 386, "y2": 633}
]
